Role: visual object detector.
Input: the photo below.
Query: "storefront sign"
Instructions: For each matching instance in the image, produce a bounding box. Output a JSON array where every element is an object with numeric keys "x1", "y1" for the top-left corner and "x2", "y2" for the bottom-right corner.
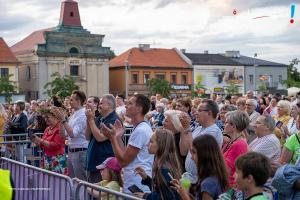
[{"x1": 170, "y1": 84, "x2": 191, "y2": 90}]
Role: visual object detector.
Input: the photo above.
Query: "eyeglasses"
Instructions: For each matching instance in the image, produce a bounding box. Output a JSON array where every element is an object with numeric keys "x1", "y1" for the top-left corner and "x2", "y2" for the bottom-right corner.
[
  {"x1": 296, "y1": 103, "x2": 300, "y2": 108},
  {"x1": 245, "y1": 104, "x2": 253, "y2": 106},
  {"x1": 197, "y1": 109, "x2": 209, "y2": 112}
]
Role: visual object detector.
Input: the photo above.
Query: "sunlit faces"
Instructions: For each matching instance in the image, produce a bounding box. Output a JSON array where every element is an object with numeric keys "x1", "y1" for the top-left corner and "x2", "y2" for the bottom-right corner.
[
  {"x1": 70, "y1": 94, "x2": 81, "y2": 109},
  {"x1": 175, "y1": 102, "x2": 189, "y2": 113},
  {"x1": 99, "y1": 97, "x2": 111, "y2": 115},
  {"x1": 125, "y1": 96, "x2": 140, "y2": 118},
  {"x1": 163, "y1": 116, "x2": 176, "y2": 133},
  {"x1": 245, "y1": 102, "x2": 255, "y2": 114},
  {"x1": 148, "y1": 133, "x2": 158, "y2": 154},
  {"x1": 277, "y1": 105, "x2": 286, "y2": 116},
  {"x1": 44, "y1": 113, "x2": 57, "y2": 127},
  {"x1": 253, "y1": 116, "x2": 268, "y2": 137},
  {"x1": 86, "y1": 97, "x2": 98, "y2": 110},
  {"x1": 100, "y1": 168, "x2": 111, "y2": 181},
  {"x1": 195, "y1": 103, "x2": 210, "y2": 124},
  {"x1": 190, "y1": 146, "x2": 197, "y2": 164},
  {"x1": 223, "y1": 119, "x2": 235, "y2": 135},
  {"x1": 234, "y1": 169, "x2": 251, "y2": 191}
]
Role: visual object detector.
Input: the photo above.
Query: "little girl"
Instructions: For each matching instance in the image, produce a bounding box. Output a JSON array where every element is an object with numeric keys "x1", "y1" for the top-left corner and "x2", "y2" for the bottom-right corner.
[
  {"x1": 134, "y1": 129, "x2": 182, "y2": 200},
  {"x1": 88, "y1": 157, "x2": 122, "y2": 200},
  {"x1": 171, "y1": 134, "x2": 229, "y2": 200}
]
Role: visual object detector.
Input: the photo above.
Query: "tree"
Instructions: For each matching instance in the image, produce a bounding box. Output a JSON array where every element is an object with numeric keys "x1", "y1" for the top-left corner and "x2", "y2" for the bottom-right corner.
[
  {"x1": 283, "y1": 58, "x2": 300, "y2": 88},
  {"x1": 0, "y1": 74, "x2": 17, "y2": 103},
  {"x1": 44, "y1": 72, "x2": 79, "y2": 99},
  {"x1": 147, "y1": 78, "x2": 170, "y2": 97},
  {"x1": 258, "y1": 83, "x2": 268, "y2": 93},
  {"x1": 192, "y1": 83, "x2": 207, "y2": 97},
  {"x1": 224, "y1": 81, "x2": 241, "y2": 95}
]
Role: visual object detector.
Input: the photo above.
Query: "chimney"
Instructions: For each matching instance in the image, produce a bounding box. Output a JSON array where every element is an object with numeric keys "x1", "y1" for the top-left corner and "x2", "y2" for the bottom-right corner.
[
  {"x1": 225, "y1": 50, "x2": 240, "y2": 58},
  {"x1": 138, "y1": 44, "x2": 151, "y2": 51},
  {"x1": 59, "y1": 0, "x2": 82, "y2": 27},
  {"x1": 204, "y1": 50, "x2": 208, "y2": 54}
]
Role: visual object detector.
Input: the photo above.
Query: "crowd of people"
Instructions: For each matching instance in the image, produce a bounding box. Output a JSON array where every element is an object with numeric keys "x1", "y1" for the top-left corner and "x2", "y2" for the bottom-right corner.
[{"x1": 1, "y1": 90, "x2": 300, "y2": 199}]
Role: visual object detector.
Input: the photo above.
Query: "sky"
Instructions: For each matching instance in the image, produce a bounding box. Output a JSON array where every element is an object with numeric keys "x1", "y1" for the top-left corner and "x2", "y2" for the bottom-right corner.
[{"x1": 1, "y1": 0, "x2": 300, "y2": 67}]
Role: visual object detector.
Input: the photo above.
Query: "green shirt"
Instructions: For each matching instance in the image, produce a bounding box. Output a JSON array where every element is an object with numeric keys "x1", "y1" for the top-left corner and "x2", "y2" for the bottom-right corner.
[
  {"x1": 99, "y1": 180, "x2": 121, "y2": 200},
  {"x1": 247, "y1": 193, "x2": 268, "y2": 200},
  {"x1": 284, "y1": 134, "x2": 300, "y2": 164}
]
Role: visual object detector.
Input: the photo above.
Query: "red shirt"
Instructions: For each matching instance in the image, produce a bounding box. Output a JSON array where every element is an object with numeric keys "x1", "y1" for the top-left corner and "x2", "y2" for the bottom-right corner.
[
  {"x1": 222, "y1": 139, "x2": 249, "y2": 186},
  {"x1": 40, "y1": 123, "x2": 65, "y2": 156}
]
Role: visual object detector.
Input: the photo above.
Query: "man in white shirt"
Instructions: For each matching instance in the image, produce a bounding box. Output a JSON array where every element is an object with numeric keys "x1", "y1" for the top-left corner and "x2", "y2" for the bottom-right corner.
[
  {"x1": 60, "y1": 90, "x2": 88, "y2": 180},
  {"x1": 102, "y1": 94, "x2": 154, "y2": 194},
  {"x1": 115, "y1": 94, "x2": 126, "y2": 120},
  {"x1": 180, "y1": 99, "x2": 223, "y2": 183},
  {"x1": 250, "y1": 115, "x2": 281, "y2": 163}
]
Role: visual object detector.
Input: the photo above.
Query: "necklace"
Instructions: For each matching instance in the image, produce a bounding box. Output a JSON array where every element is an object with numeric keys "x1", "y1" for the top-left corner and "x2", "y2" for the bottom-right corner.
[{"x1": 222, "y1": 134, "x2": 242, "y2": 153}]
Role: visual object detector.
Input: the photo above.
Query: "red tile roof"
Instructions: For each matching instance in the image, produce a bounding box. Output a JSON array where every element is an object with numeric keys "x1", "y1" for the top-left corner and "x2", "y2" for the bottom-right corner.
[
  {"x1": 0, "y1": 37, "x2": 19, "y2": 64},
  {"x1": 10, "y1": 28, "x2": 54, "y2": 55},
  {"x1": 109, "y1": 48, "x2": 191, "y2": 68}
]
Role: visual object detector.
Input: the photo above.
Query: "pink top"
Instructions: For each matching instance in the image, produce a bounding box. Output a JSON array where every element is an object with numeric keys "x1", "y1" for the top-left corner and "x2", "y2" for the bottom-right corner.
[
  {"x1": 222, "y1": 139, "x2": 249, "y2": 186},
  {"x1": 40, "y1": 123, "x2": 65, "y2": 156}
]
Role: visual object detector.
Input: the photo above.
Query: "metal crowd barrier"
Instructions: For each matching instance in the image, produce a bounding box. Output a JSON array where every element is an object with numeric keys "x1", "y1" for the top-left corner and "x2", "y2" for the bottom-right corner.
[
  {"x1": 74, "y1": 179, "x2": 142, "y2": 200},
  {"x1": 0, "y1": 157, "x2": 74, "y2": 200},
  {"x1": 0, "y1": 133, "x2": 43, "y2": 166}
]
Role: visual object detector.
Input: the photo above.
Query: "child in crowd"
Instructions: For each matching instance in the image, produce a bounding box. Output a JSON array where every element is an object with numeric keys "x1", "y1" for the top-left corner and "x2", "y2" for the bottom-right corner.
[
  {"x1": 171, "y1": 134, "x2": 228, "y2": 200},
  {"x1": 134, "y1": 129, "x2": 182, "y2": 200},
  {"x1": 88, "y1": 157, "x2": 122, "y2": 200},
  {"x1": 235, "y1": 152, "x2": 271, "y2": 200}
]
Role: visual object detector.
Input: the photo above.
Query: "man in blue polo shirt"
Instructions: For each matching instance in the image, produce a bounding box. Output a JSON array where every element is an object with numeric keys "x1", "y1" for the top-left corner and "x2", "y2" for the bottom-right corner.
[{"x1": 85, "y1": 94, "x2": 120, "y2": 183}]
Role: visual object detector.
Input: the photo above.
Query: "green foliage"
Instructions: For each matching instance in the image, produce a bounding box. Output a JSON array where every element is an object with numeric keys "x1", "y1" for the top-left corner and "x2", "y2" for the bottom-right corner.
[
  {"x1": 224, "y1": 81, "x2": 240, "y2": 95},
  {"x1": 0, "y1": 74, "x2": 17, "y2": 103},
  {"x1": 258, "y1": 83, "x2": 268, "y2": 93},
  {"x1": 44, "y1": 72, "x2": 79, "y2": 99},
  {"x1": 147, "y1": 78, "x2": 170, "y2": 97},
  {"x1": 192, "y1": 83, "x2": 207, "y2": 97},
  {"x1": 283, "y1": 58, "x2": 300, "y2": 88}
]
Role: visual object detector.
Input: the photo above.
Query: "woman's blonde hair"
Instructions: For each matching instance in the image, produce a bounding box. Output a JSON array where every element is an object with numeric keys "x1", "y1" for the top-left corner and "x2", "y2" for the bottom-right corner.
[
  {"x1": 0, "y1": 104, "x2": 8, "y2": 120},
  {"x1": 277, "y1": 100, "x2": 291, "y2": 115},
  {"x1": 164, "y1": 110, "x2": 190, "y2": 132}
]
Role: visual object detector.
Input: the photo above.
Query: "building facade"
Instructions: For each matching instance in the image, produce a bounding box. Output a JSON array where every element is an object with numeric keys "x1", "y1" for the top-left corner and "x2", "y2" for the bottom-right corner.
[
  {"x1": 11, "y1": 0, "x2": 111, "y2": 100},
  {"x1": 109, "y1": 45, "x2": 193, "y2": 97},
  {"x1": 0, "y1": 37, "x2": 20, "y2": 95},
  {"x1": 184, "y1": 51, "x2": 287, "y2": 95}
]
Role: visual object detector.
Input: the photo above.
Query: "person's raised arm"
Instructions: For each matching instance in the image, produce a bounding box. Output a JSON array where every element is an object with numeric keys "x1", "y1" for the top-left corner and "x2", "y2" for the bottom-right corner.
[{"x1": 102, "y1": 121, "x2": 138, "y2": 167}]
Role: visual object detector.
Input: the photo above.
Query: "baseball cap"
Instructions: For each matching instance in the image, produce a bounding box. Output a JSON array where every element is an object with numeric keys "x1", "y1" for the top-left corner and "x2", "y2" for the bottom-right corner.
[{"x1": 96, "y1": 157, "x2": 122, "y2": 173}]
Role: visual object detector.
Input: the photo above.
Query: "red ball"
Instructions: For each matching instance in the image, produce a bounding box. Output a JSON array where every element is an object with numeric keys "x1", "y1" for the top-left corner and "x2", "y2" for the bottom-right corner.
[{"x1": 290, "y1": 19, "x2": 294, "y2": 24}]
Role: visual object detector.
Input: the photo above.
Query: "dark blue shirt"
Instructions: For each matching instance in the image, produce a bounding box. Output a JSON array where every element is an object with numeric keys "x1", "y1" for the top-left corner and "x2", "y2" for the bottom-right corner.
[{"x1": 86, "y1": 111, "x2": 120, "y2": 172}]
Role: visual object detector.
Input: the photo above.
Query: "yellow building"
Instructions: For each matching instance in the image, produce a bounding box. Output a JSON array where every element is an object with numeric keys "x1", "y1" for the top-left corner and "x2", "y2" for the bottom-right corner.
[{"x1": 0, "y1": 37, "x2": 19, "y2": 93}]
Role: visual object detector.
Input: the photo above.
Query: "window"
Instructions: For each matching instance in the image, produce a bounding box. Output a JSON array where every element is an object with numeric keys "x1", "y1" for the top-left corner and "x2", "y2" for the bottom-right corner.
[
  {"x1": 132, "y1": 73, "x2": 138, "y2": 84},
  {"x1": 70, "y1": 12, "x2": 74, "y2": 17},
  {"x1": 156, "y1": 74, "x2": 165, "y2": 80},
  {"x1": 70, "y1": 65, "x2": 79, "y2": 76},
  {"x1": 171, "y1": 74, "x2": 177, "y2": 84},
  {"x1": 26, "y1": 66, "x2": 31, "y2": 81},
  {"x1": 144, "y1": 73, "x2": 150, "y2": 84},
  {"x1": 279, "y1": 75, "x2": 282, "y2": 83},
  {"x1": 249, "y1": 75, "x2": 253, "y2": 84},
  {"x1": 0, "y1": 68, "x2": 9, "y2": 77},
  {"x1": 181, "y1": 73, "x2": 187, "y2": 84},
  {"x1": 69, "y1": 47, "x2": 79, "y2": 54}
]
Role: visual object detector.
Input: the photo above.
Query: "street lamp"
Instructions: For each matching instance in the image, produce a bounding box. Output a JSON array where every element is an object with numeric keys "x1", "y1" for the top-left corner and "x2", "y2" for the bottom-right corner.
[
  {"x1": 124, "y1": 60, "x2": 129, "y2": 98},
  {"x1": 253, "y1": 53, "x2": 258, "y2": 92}
]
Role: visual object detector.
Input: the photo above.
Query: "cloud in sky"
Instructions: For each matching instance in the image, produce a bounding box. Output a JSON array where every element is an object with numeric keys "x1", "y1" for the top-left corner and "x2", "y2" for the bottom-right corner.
[{"x1": 1, "y1": 0, "x2": 299, "y2": 65}]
